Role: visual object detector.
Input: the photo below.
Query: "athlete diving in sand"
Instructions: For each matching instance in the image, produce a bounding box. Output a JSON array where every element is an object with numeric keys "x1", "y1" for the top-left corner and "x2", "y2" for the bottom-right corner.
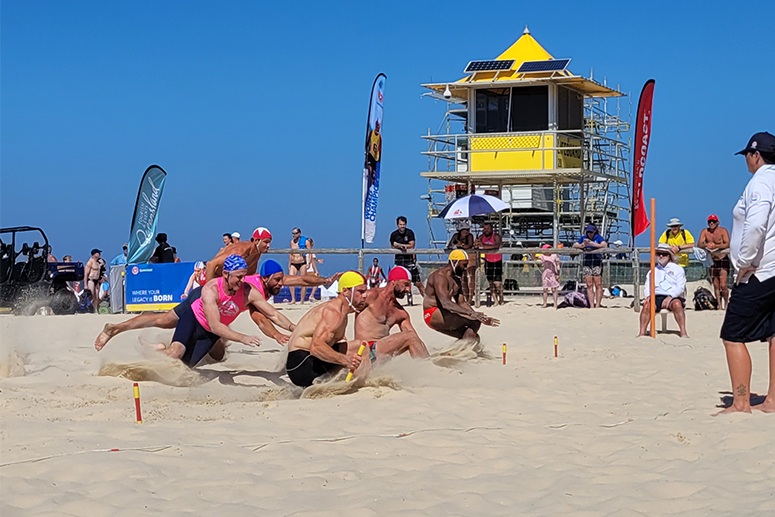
[
  {"x1": 138, "y1": 255, "x2": 263, "y2": 367},
  {"x1": 94, "y1": 227, "x2": 338, "y2": 351},
  {"x1": 354, "y1": 266, "x2": 429, "y2": 363},
  {"x1": 285, "y1": 271, "x2": 369, "y2": 387},
  {"x1": 423, "y1": 250, "x2": 499, "y2": 345}
]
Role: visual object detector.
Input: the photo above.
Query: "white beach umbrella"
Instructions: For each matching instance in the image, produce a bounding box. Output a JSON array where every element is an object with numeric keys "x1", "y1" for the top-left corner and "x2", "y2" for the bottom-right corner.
[{"x1": 437, "y1": 194, "x2": 509, "y2": 219}]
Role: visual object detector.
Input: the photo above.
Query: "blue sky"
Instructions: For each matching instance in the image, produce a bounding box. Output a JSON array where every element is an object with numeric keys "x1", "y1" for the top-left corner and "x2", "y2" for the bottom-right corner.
[{"x1": 2, "y1": 1, "x2": 773, "y2": 272}]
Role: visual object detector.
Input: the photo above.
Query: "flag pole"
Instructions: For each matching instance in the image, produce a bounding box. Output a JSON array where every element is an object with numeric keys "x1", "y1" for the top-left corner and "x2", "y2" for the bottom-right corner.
[{"x1": 649, "y1": 198, "x2": 656, "y2": 338}]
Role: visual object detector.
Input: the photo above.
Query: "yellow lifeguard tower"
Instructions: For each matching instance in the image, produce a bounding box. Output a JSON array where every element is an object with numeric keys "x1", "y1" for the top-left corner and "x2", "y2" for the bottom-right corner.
[{"x1": 420, "y1": 27, "x2": 630, "y2": 247}]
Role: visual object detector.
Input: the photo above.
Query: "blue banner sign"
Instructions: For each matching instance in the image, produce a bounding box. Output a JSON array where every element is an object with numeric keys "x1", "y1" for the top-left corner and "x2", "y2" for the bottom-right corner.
[
  {"x1": 362, "y1": 73, "x2": 386, "y2": 244},
  {"x1": 125, "y1": 262, "x2": 194, "y2": 312}
]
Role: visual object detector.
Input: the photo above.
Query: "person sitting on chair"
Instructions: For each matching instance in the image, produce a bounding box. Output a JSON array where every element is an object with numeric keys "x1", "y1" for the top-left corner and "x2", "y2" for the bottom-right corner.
[{"x1": 638, "y1": 243, "x2": 689, "y2": 338}]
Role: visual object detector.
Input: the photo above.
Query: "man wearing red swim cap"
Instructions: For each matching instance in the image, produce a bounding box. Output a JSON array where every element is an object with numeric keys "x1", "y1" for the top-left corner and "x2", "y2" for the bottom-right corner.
[
  {"x1": 354, "y1": 266, "x2": 430, "y2": 365},
  {"x1": 698, "y1": 215, "x2": 731, "y2": 309},
  {"x1": 206, "y1": 227, "x2": 273, "y2": 281}
]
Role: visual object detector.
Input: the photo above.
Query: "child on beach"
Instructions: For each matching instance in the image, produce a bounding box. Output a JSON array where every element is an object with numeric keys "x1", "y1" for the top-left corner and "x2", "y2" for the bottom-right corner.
[{"x1": 539, "y1": 244, "x2": 560, "y2": 308}]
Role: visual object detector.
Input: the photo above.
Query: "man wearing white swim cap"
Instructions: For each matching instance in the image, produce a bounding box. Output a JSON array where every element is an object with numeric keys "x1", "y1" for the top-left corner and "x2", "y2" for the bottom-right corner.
[{"x1": 285, "y1": 271, "x2": 370, "y2": 387}]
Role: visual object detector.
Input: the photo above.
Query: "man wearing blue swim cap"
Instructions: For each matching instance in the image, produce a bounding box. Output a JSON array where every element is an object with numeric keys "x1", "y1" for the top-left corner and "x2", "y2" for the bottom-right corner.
[{"x1": 96, "y1": 255, "x2": 267, "y2": 367}]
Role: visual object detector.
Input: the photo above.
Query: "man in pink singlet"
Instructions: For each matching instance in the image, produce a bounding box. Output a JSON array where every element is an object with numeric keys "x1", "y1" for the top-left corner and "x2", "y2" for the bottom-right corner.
[{"x1": 152, "y1": 255, "x2": 265, "y2": 367}]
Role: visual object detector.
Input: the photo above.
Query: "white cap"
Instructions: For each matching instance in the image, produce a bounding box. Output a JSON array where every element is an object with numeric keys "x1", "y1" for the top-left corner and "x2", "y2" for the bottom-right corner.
[
  {"x1": 613, "y1": 240, "x2": 623, "y2": 246},
  {"x1": 231, "y1": 232, "x2": 241, "y2": 238}
]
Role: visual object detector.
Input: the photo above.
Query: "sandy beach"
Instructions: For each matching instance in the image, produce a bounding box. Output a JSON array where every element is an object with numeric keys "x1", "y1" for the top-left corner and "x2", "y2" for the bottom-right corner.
[{"x1": 1, "y1": 300, "x2": 773, "y2": 516}]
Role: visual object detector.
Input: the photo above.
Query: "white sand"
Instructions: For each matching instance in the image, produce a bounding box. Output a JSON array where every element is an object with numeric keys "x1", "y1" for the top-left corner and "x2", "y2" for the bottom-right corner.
[{"x1": 1, "y1": 301, "x2": 774, "y2": 516}]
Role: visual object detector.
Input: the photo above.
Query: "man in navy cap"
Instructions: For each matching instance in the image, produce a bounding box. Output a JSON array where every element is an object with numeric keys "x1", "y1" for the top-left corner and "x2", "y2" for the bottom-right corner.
[{"x1": 716, "y1": 132, "x2": 775, "y2": 415}]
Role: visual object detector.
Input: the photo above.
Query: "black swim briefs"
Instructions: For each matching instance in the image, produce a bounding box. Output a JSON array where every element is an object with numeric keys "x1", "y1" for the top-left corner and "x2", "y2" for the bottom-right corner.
[{"x1": 286, "y1": 343, "x2": 346, "y2": 387}]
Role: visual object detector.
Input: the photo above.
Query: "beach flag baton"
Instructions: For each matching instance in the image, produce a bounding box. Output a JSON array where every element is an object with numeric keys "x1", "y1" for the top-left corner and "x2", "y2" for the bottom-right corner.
[
  {"x1": 133, "y1": 382, "x2": 142, "y2": 424},
  {"x1": 502, "y1": 343, "x2": 507, "y2": 365},
  {"x1": 554, "y1": 336, "x2": 558, "y2": 358},
  {"x1": 345, "y1": 343, "x2": 367, "y2": 382}
]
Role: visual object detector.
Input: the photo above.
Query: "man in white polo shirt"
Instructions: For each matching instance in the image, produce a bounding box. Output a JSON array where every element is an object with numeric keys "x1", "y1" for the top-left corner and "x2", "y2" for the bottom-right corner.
[
  {"x1": 637, "y1": 243, "x2": 688, "y2": 338},
  {"x1": 716, "y1": 131, "x2": 775, "y2": 415}
]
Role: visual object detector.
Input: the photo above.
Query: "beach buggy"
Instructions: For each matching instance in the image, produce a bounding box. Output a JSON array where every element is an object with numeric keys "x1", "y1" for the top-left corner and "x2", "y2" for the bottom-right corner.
[{"x1": 0, "y1": 226, "x2": 84, "y2": 314}]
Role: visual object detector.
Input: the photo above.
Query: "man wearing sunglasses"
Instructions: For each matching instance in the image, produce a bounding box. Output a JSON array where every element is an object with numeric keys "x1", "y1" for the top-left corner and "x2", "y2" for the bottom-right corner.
[
  {"x1": 638, "y1": 243, "x2": 688, "y2": 338},
  {"x1": 698, "y1": 215, "x2": 730, "y2": 309},
  {"x1": 716, "y1": 132, "x2": 775, "y2": 415}
]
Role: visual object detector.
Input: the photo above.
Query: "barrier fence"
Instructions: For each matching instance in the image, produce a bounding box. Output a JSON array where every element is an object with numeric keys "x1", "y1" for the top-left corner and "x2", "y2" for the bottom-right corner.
[{"x1": 265, "y1": 246, "x2": 729, "y2": 310}]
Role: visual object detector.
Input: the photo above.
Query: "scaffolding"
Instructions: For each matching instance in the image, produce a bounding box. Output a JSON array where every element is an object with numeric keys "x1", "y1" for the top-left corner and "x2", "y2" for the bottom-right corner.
[{"x1": 420, "y1": 28, "x2": 631, "y2": 249}]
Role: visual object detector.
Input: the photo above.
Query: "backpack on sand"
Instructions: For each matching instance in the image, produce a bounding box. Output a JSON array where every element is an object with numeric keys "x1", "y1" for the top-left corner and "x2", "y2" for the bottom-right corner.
[{"x1": 693, "y1": 287, "x2": 718, "y2": 311}]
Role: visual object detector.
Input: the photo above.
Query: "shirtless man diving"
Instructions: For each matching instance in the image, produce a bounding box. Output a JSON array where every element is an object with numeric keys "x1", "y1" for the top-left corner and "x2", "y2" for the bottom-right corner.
[
  {"x1": 355, "y1": 266, "x2": 429, "y2": 364},
  {"x1": 285, "y1": 271, "x2": 369, "y2": 387},
  {"x1": 423, "y1": 250, "x2": 500, "y2": 345}
]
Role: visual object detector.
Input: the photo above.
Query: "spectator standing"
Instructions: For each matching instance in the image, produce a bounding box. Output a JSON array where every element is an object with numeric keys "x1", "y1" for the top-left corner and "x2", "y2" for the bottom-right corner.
[
  {"x1": 717, "y1": 132, "x2": 775, "y2": 415},
  {"x1": 698, "y1": 215, "x2": 731, "y2": 309},
  {"x1": 390, "y1": 216, "x2": 425, "y2": 299},
  {"x1": 301, "y1": 237, "x2": 323, "y2": 304},
  {"x1": 46, "y1": 245, "x2": 58, "y2": 263},
  {"x1": 539, "y1": 244, "x2": 560, "y2": 308},
  {"x1": 221, "y1": 233, "x2": 232, "y2": 250},
  {"x1": 150, "y1": 233, "x2": 175, "y2": 263},
  {"x1": 83, "y1": 249, "x2": 102, "y2": 311},
  {"x1": 231, "y1": 232, "x2": 241, "y2": 243},
  {"x1": 448, "y1": 225, "x2": 475, "y2": 303},
  {"x1": 573, "y1": 224, "x2": 607, "y2": 308},
  {"x1": 637, "y1": 243, "x2": 688, "y2": 338},
  {"x1": 475, "y1": 223, "x2": 504, "y2": 306},
  {"x1": 288, "y1": 228, "x2": 309, "y2": 303},
  {"x1": 367, "y1": 258, "x2": 386, "y2": 289},
  {"x1": 110, "y1": 243, "x2": 128, "y2": 268},
  {"x1": 659, "y1": 218, "x2": 695, "y2": 268}
]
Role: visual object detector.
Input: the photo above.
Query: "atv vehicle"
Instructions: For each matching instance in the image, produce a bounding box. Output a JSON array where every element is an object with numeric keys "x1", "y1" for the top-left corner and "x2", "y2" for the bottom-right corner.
[{"x1": 0, "y1": 226, "x2": 84, "y2": 315}]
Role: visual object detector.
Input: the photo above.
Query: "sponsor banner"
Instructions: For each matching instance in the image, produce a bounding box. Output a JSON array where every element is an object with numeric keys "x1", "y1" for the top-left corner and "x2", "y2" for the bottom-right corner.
[
  {"x1": 125, "y1": 262, "x2": 194, "y2": 312},
  {"x1": 127, "y1": 165, "x2": 167, "y2": 264},
  {"x1": 362, "y1": 73, "x2": 386, "y2": 244},
  {"x1": 632, "y1": 80, "x2": 655, "y2": 237}
]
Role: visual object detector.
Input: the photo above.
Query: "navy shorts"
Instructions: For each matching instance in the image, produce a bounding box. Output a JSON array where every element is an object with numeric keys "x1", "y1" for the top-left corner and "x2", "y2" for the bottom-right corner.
[
  {"x1": 174, "y1": 286, "x2": 202, "y2": 317},
  {"x1": 720, "y1": 275, "x2": 775, "y2": 343},
  {"x1": 172, "y1": 305, "x2": 220, "y2": 367}
]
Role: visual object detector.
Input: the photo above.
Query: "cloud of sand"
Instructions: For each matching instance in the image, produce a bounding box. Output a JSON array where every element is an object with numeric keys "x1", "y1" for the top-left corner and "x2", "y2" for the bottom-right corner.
[
  {"x1": 0, "y1": 349, "x2": 25, "y2": 378},
  {"x1": 98, "y1": 358, "x2": 205, "y2": 387}
]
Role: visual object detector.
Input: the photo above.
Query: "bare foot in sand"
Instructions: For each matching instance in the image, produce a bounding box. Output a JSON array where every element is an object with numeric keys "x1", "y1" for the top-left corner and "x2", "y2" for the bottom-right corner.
[
  {"x1": 712, "y1": 404, "x2": 752, "y2": 416},
  {"x1": 95, "y1": 324, "x2": 118, "y2": 351},
  {"x1": 680, "y1": 333, "x2": 690, "y2": 338},
  {"x1": 754, "y1": 400, "x2": 775, "y2": 413}
]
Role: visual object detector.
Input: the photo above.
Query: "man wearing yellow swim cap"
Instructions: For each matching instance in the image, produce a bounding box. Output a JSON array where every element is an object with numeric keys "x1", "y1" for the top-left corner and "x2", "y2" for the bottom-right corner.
[
  {"x1": 422, "y1": 250, "x2": 500, "y2": 346},
  {"x1": 285, "y1": 271, "x2": 371, "y2": 387}
]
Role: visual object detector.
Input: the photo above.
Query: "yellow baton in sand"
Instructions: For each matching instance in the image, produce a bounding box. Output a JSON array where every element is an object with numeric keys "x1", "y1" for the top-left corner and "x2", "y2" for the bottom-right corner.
[{"x1": 345, "y1": 343, "x2": 367, "y2": 382}]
